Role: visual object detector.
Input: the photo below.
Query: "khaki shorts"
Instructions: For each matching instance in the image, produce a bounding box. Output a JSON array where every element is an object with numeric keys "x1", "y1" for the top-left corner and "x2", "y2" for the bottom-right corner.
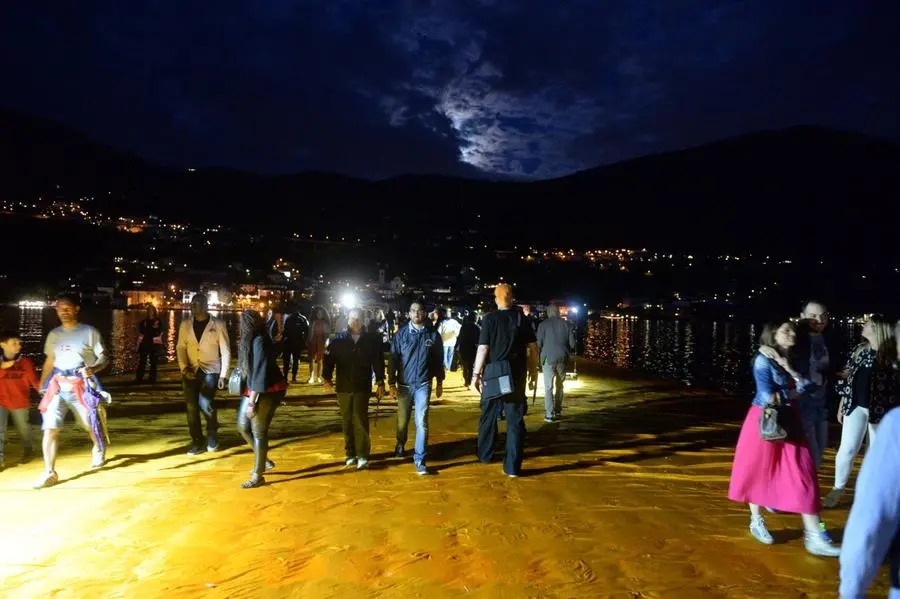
[{"x1": 41, "y1": 391, "x2": 90, "y2": 431}]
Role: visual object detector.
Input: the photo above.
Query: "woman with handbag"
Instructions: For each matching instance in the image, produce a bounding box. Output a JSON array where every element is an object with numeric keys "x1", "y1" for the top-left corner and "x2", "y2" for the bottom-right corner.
[
  {"x1": 235, "y1": 309, "x2": 287, "y2": 489},
  {"x1": 728, "y1": 321, "x2": 840, "y2": 557},
  {"x1": 823, "y1": 314, "x2": 898, "y2": 508}
]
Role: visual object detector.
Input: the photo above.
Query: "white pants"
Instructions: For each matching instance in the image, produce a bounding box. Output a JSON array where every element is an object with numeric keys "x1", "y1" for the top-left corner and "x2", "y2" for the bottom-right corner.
[{"x1": 834, "y1": 407, "x2": 877, "y2": 490}]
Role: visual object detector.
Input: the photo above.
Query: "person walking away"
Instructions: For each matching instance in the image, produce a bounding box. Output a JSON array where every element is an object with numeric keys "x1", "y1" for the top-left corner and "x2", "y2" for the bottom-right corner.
[
  {"x1": 135, "y1": 304, "x2": 163, "y2": 383},
  {"x1": 730, "y1": 321, "x2": 840, "y2": 556},
  {"x1": 825, "y1": 314, "x2": 899, "y2": 507},
  {"x1": 536, "y1": 303, "x2": 576, "y2": 422},
  {"x1": 471, "y1": 284, "x2": 538, "y2": 478},
  {"x1": 322, "y1": 308, "x2": 385, "y2": 470},
  {"x1": 388, "y1": 301, "x2": 444, "y2": 475},
  {"x1": 34, "y1": 294, "x2": 110, "y2": 488},
  {"x1": 0, "y1": 330, "x2": 38, "y2": 469},
  {"x1": 235, "y1": 310, "x2": 286, "y2": 489},
  {"x1": 438, "y1": 308, "x2": 462, "y2": 375},
  {"x1": 456, "y1": 313, "x2": 480, "y2": 387},
  {"x1": 282, "y1": 308, "x2": 308, "y2": 383},
  {"x1": 839, "y1": 406, "x2": 900, "y2": 599},
  {"x1": 176, "y1": 293, "x2": 231, "y2": 456}
]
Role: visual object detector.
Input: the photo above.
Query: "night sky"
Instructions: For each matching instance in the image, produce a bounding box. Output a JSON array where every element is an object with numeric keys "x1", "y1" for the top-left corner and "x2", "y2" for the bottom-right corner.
[{"x1": 2, "y1": 1, "x2": 898, "y2": 180}]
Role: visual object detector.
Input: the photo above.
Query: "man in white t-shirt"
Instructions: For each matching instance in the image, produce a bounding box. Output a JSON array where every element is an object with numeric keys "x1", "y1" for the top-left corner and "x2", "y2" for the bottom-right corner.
[
  {"x1": 34, "y1": 294, "x2": 109, "y2": 489},
  {"x1": 438, "y1": 309, "x2": 462, "y2": 374}
]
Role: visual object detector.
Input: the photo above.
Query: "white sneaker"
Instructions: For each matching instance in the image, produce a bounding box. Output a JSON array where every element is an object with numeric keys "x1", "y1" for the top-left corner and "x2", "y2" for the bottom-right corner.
[
  {"x1": 356, "y1": 458, "x2": 369, "y2": 470},
  {"x1": 345, "y1": 457, "x2": 357, "y2": 466},
  {"x1": 91, "y1": 447, "x2": 106, "y2": 468},
  {"x1": 823, "y1": 488, "x2": 844, "y2": 508},
  {"x1": 749, "y1": 515, "x2": 774, "y2": 545},
  {"x1": 33, "y1": 471, "x2": 59, "y2": 489},
  {"x1": 804, "y1": 530, "x2": 840, "y2": 557}
]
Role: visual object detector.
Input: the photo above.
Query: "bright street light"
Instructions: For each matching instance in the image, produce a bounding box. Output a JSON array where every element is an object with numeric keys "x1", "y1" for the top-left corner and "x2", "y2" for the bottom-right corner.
[{"x1": 341, "y1": 292, "x2": 358, "y2": 309}]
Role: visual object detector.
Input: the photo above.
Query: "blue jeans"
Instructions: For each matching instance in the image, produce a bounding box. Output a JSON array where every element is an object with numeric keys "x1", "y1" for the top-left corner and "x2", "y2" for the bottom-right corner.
[
  {"x1": 0, "y1": 406, "x2": 33, "y2": 460},
  {"x1": 800, "y1": 399, "x2": 828, "y2": 469},
  {"x1": 443, "y1": 346, "x2": 455, "y2": 371},
  {"x1": 182, "y1": 371, "x2": 219, "y2": 449},
  {"x1": 396, "y1": 382, "x2": 431, "y2": 466}
]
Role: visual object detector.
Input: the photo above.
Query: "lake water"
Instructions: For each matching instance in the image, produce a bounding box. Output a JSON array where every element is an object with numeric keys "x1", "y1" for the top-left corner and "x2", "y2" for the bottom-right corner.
[
  {"x1": 1, "y1": 308, "x2": 860, "y2": 395},
  {"x1": 581, "y1": 316, "x2": 859, "y2": 395},
  {"x1": 0, "y1": 307, "x2": 241, "y2": 376}
]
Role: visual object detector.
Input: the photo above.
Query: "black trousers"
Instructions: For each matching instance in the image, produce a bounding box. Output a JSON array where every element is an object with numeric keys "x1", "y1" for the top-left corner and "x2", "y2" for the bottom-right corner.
[
  {"x1": 237, "y1": 391, "x2": 283, "y2": 475},
  {"x1": 182, "y1": 372, "x2": 219, "y2": 449},
  {"x1": 282, "y1": 344, "x2": 303, "y2": 381},
  {"x1": 476, "y1": 396, "x2": 526, "y2": 476},
  {"x1": 460, "y1": 352, "x2": 476, "y2": 385},
  {"x1": 136, "y1": 345, "x2": 159, "y2": 382}
]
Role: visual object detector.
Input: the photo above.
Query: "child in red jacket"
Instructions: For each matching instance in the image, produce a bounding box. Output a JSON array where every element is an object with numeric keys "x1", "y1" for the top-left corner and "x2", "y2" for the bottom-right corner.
[{"x1": 0, "y1": 330, "x2": 38, "y2": 469}]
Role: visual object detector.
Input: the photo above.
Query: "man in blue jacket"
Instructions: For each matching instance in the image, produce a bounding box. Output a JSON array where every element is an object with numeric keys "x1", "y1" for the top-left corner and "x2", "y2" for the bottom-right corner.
[{"x1": 388, "y1": 300, "x2": 444, "y2": 475}]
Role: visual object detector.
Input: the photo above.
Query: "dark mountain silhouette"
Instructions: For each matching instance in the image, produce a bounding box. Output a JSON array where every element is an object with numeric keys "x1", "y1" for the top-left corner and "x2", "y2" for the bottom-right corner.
[{"x1": 2, "y1": 107, "x2": 898, "y2": 255}]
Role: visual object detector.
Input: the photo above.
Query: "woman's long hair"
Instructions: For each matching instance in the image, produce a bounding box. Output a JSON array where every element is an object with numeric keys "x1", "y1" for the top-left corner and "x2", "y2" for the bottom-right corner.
[
  {"x1": 758, "y1": 320, "x2": 795, "y2": 358},
  {"x1": 238, "y1": 309, "x2": 265, "y2": 373},
  {"x1": 866, "y1": 314, "x2": 897, "y2": 368}
]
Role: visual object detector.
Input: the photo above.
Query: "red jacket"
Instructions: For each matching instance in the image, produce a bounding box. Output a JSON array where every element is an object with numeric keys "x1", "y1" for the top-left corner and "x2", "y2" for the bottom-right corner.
[{"x1": 0, "y1": 356, "x2": 40, "y2": 410}]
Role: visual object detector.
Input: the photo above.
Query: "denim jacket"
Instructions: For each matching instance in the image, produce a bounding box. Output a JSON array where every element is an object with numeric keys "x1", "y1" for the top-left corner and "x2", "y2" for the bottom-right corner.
[{"x1": 751, "y1": 353, "x2": 816, "y2": 408}]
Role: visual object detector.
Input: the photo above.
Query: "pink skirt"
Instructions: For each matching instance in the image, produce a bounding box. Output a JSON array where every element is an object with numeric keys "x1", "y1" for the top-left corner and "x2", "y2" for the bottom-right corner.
[{"x1": 728, "y1": 404, "x2": 820, "y2": 514}]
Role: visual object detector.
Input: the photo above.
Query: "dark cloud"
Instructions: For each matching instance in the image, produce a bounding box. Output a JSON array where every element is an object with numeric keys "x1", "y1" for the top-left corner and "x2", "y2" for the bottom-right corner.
[{"x1": 1, "y1": 0, "x2": 897, "y2": 179}]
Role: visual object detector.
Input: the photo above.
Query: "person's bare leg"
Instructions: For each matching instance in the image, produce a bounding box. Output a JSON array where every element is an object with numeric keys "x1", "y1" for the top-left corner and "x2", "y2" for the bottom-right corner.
[{"x1": 42, "y1": 429, "x2": 59, "y2": 472}]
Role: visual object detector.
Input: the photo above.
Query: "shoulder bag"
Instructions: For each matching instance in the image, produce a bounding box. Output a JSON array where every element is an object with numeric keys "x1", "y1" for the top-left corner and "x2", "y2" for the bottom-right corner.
[
  {"x1": 759, "y1": 391, "x2": 788, "y2": 441},
  {"x1": 481, "y1": 312, "x2": 522, "y2": 401}
]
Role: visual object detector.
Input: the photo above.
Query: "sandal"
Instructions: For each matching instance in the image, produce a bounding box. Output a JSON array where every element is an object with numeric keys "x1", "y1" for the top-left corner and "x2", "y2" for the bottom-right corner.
[{"x1": 241, "y1": 475, "x2": 265, "y2": 489}]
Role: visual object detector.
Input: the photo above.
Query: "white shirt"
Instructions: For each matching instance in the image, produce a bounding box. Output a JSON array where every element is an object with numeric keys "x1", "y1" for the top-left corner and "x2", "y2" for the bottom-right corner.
[
  {"x1": 438, "y1": 318, "x2": 462, "y2": 347},
  {"x1": 44, "y1": 323, "x2": 107, "y2": 371},
  {"x1": 176, "y1": 316, "x2": 231, "y2": 376}
]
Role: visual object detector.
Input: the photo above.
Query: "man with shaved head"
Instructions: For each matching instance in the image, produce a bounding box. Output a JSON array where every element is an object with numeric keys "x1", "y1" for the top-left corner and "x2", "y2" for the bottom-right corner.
[{"x1": 471, "y1": 283, "x2": 538, "y2": 478}]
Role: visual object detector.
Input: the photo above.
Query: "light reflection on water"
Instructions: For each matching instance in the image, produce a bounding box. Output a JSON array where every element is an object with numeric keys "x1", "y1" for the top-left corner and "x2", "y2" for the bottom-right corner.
[
  {"x1": 1, "y1": 308, "x2": 860, "y2": 392},
  {"x1": 583, "y1": 317, "x2": 858, "y2": 395},
  {"x1": 0, "y1": 307, "x2": 240, "y2": 376}
]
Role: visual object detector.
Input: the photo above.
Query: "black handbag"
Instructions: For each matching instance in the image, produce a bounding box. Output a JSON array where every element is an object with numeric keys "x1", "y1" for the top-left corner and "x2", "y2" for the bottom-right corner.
[
  {"x1": 759, "y1": 392, "x2": 788, "y2": 441},
  {"x1": 482, "y1": 359, "x2": 514, "y2": 401},
  {"x1": 228, "y1": 367, "x2": 245, "y2": 396}
]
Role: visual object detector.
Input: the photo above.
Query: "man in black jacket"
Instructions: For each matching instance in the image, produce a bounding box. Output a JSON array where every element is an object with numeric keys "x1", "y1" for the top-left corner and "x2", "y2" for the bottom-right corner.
[
  {"x1": 323, "y1": 308, "x2": 385, "y2": 470},
  {"x1": 793, "y1": 300, "x2": 843, "y2": 468},
  {"x1": 388, "y1": 301, "x2": 444, "y2": 475}
]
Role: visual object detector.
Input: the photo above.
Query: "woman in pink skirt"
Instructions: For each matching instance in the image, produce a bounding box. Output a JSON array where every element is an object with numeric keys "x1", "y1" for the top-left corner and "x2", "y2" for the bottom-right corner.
[{"x1": 728, "y1": 320, "x2": 840, "y2": 557}]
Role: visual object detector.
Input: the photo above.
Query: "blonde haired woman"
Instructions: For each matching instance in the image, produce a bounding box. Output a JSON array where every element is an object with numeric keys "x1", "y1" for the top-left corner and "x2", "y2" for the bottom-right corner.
[{"x1": 824, "y1": 314, "x2": 899, "y2": 507}]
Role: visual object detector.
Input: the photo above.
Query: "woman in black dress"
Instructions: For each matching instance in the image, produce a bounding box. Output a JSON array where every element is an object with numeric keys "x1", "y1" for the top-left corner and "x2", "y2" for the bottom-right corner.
[{"x1": 236, "y1": 309, "x2": 287, "y2": 488}]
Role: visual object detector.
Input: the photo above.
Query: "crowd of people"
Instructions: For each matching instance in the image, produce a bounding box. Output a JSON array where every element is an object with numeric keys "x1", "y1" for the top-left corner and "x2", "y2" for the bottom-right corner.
[
  {"x1": 727, "y1": 301, "x2": 899, "y2": 597},
  {"x1": 0, "y1": 292, "x2": 896, "y2": 596}
]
